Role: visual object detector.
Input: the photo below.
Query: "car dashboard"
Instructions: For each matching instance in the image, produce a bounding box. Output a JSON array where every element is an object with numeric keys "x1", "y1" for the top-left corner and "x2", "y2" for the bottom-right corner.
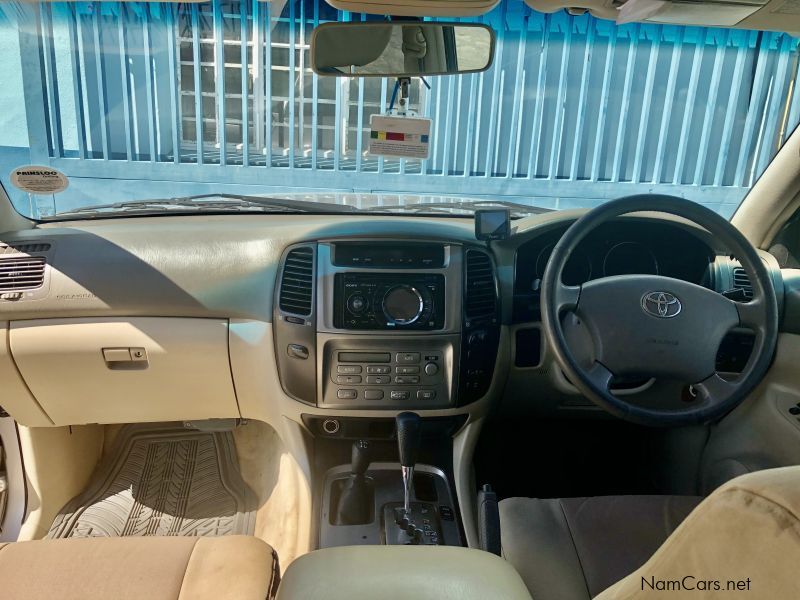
[{"x1": 0, "y1": 210, "x2": 783, "y2": 430}]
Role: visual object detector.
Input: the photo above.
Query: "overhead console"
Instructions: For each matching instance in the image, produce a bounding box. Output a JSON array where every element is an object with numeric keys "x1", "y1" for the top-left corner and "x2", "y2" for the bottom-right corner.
[{"x1": 274, "y1": 240, "x2": 499, "y2": 411}]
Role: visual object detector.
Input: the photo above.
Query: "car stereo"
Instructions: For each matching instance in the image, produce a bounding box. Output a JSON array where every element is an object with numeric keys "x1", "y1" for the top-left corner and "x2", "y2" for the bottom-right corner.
[{"x1": 333, "y1": 272, "x2": 445, "y2": 330}]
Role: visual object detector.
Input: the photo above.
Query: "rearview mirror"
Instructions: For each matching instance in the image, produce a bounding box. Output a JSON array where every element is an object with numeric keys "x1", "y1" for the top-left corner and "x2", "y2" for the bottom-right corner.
[{"x1": 311, "y1": 22, "x2": 495, "y2": 78}]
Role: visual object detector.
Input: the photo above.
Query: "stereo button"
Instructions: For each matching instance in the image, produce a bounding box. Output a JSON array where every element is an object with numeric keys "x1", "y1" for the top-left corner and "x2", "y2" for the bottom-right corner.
[
  {"x1": 364, "y1": 390, "x2": 384, "y2": 400},
  {"x1": 390, "y1": 390, "x2": 410, "y2": 400},
  {"x1": 394, "y1": 375, "x2": 420, "y2": 384},
  {"x1": 366, "y1": 375, "x2": 390, "y2": 385},
  {"x1": 337, "y1": 365, "x2": 362, "y2": 374},
  {"x1": 396, "y1": 366, "x2": 420, "y2": 374},
  {"x1": 396, "y1": 352, "x2": 421, "y2": 364},
  {"x1": 417, "y1": 390, "x2": 437, "y2": 400},
  {"x1": 337, "y1": 389, "x2": 357, "y2": 399},
  {"x1": 366, "y1": 365, "x2": 391, "y2": 374},
  {"x1": 336, "y1": 375, "x2": 362, "y2": 384}
]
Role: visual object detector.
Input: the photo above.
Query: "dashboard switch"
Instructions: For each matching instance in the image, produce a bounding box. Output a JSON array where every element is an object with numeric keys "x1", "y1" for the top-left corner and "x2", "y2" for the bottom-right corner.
[
  {"x1": 287, "y1": 344, "x2": 309, "y2": 360},
  {"x1": 337, "y1": 389, "x2": 357, "y2": 399},
  {"x1": 390, "y1": 390, "x2": 410, "y2": 400},
  {"x1": 396, "y1": 352, "x2": 420, "y2": 364}
]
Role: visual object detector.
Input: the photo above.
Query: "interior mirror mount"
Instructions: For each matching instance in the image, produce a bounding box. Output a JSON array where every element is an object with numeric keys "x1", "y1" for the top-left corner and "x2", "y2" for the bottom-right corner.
[{"x1": 310, "y1": 21, "x2": 496, "y2": 79}]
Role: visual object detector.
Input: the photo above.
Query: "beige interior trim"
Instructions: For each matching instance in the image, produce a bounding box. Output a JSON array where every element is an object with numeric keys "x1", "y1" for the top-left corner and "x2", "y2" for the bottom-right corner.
[
  {"x1": 9, "y1": 317, "x2": 240, "y2": 426},
  {"x1": 596, "y1": 466, "x2": 800, "y2": 599},
  {"x1": 701, "y1": 333, "x2": 800, "y2": 492},
  {"x1": 0, "y1": 322, "x2": 52, "y2": 427},
  {"x1": 276, "y1": 545, "x2": 533, "y2": 599},
  {"x1": 524, "y1": 0, "x2": 800, "y2": 32},
  {"x1": 17, "y1": 424, "x2": 103, "y2": 540},
  {"x1": 233, "y1": 420, "x2": 313, "y2": 572},
  {"x1": 733, "y1": 115, "x2": 800, "y2": 247}
]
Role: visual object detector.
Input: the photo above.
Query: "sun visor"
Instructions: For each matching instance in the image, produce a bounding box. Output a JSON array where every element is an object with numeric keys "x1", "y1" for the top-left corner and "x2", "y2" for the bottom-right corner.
[
  {"x1": 323, "y1": 0, "x2": 500, "y2": 17},
  {"x1": 524, "y1": 0, "x2": 800, "y2": 32}
]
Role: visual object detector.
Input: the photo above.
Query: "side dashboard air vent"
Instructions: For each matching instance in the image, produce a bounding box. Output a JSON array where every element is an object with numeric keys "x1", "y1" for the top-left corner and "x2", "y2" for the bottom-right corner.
[
  {"x1": 0, "y1": 243, "x2": 51, "y2": 255},
  {"x1": 732, "y1": 267, "x2": 753, "y2": 299},
  {"x1": 0, "y1": 256, "x2": 47, "y2": 292},
  {"x1": 465, "y1": 249, "x2": 497, "y2": 319},
  {"x1": 279, "y1": 246, "x2": 315, "y2": 316}
]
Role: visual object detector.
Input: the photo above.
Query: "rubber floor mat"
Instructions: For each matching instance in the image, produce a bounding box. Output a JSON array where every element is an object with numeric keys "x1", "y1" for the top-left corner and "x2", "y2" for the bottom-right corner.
[{"x1": 48, "y1": 423, "x2": 256, "y2": 538}]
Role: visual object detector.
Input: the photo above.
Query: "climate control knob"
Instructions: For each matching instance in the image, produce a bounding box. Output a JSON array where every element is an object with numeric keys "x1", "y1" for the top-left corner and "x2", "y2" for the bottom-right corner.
[{"x1": 382, "y1": 285, "x2": 424, "y2": 325}]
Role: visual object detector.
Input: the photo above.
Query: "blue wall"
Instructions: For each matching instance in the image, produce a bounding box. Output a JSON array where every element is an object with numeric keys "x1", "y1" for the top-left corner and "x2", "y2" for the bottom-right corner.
[{"x1": 1, "y1": 0, "x2": 799, "y2": 218}]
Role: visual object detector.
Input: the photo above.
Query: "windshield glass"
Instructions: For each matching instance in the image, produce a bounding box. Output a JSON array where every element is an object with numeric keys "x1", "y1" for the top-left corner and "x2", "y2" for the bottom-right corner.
[{"x1": 1, "y1": 1, "x2": 799, "y2": 219}]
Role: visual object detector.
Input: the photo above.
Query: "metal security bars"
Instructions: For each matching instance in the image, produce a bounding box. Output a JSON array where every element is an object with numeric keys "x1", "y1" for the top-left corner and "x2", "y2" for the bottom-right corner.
[{"x1": 5, "y1": 0, "x2": 800, "y2": 215}]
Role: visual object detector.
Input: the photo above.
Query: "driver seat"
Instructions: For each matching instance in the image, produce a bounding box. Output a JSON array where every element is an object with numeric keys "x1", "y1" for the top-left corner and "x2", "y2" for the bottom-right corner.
[{"x1": 499, "y1": 466, "x2": 800, "y2": 599}]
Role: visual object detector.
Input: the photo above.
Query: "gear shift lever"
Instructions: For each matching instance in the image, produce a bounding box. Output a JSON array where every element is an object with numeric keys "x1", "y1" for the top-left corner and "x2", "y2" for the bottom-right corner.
[
  {"x1": 333, "y1": 440, "x2": 372, "y2": 525},
  {"x1": 395, "y1": 412, "x2": 421, "y2": 515}
]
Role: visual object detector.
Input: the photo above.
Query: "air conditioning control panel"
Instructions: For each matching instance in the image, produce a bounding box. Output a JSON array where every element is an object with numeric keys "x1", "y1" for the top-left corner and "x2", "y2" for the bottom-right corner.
[{"x1": 319, "y1": 340, "x2": 455, "y2": 409}]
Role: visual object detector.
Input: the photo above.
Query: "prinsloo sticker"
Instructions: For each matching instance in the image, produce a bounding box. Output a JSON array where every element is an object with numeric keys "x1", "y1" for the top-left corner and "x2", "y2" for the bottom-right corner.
[
  {"x1": 369, "y1": 115, "x2": 431, "y2": 159},
  {"x1": 10, "y1": 165, "x2": 69, "y2": 195}
]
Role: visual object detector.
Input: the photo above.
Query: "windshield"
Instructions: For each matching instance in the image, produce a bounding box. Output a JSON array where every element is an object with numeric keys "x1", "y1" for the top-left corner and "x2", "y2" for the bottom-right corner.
[{"x1": 1, "y1": 1, "x2": 798, "y2": 219}]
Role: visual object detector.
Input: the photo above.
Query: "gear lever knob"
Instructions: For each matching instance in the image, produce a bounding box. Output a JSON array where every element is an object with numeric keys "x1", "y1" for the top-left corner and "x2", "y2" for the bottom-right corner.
[
  {"x1": 351, "y1": 440, "x2": 370, "y2": 477},
  {"x1": 396, "y1": 412, "x2": 421, "y2": 468},
  {"x1": 396, "y1": 412, "x2": 421, "y2": 516}
]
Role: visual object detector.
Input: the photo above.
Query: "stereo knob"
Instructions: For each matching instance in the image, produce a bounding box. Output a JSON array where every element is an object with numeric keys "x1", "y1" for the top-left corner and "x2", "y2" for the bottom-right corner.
[
  {"x1": 382, "y1": 285, "x2": 424, "y2": 325},
  {"x1": 347, "y1": 294, "x2": 368, "y2": 314}
]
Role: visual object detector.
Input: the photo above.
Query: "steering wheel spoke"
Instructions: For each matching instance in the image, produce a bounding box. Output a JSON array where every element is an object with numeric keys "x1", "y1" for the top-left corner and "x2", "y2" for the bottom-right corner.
[
  {"x1": 555, "y1": 283, "x2": 581, "y2": 313},
  {"x1": 735, "y1": 299, "x2": 763, "y2": 330},
  {"x1": 693, "y1": 373, "x2": 738, "y2": 404},
  {"x1": 585, "y1": 361, "x2": 614, "y2": 392}
]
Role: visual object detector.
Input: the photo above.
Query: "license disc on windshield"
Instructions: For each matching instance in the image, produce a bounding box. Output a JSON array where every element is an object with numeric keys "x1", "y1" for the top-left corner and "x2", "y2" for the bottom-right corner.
[
  {"x1": 369, "y1": 115, "x2": 431, "y2": 159},
  {"x1": 10, "y1": 165, "x2": 69, "y2": 195}
]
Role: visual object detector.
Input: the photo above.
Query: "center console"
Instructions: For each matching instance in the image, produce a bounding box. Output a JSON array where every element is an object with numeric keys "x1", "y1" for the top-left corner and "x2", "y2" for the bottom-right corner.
[
  {"x1": 273, "y1": 240, "x2": 500, "y2": 411},
  {"x1": 273, "y1": 239, "x2": 501, "y2": 550}
]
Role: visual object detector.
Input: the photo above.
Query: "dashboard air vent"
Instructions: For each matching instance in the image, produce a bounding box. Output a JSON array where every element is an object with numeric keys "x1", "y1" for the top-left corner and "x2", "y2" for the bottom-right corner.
[
  {"x1": 0, "y1": 242, "x2": 51, "y2": 255},
  {"x1": 279, "y1": 246, "x2": 314, "y2": 316},
  {"x1": 465, "y1": 249, "x2": 496, "y2": 319},
  {"x1": 0, "y1": 256, "x2": 46, "y2": 291},
  {"x1": 732, "y1": 267, "x2": 753, "y2": 300}
]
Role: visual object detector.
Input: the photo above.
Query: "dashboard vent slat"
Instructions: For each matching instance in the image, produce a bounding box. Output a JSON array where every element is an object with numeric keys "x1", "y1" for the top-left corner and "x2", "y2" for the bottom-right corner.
[
  {"x1": 0, "y1": 257, "x2": 46, "y2": 291},
  {"x1": 732, "y1": 267, "x2": 753, "y2": 299},
  {"x1": 279, "y1": 246, "x2": 314, "y2": 316},
  {"x1": 465, "y1": 249, "x2": 497, "y2": 319},
  {"x1": 0, "y1": 243, "x2": 51, "y2": 255}
]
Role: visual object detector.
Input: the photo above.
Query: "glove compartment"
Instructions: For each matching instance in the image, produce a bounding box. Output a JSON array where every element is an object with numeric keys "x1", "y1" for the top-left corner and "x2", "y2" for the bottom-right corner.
[{"x1": 9, "y1": 317, "x2": 240, "y2": 425}]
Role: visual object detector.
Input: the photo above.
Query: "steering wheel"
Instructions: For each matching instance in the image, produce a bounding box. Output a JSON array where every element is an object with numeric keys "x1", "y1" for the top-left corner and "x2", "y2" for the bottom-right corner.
[{"x1": 541, "y1": 195, "x2": 779, "y2": 426}]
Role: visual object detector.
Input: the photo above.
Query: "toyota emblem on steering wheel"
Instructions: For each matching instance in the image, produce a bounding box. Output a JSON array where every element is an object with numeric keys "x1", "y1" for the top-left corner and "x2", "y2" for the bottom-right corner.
[{"x1": 641, "y1": 291, "x2": 682, "y2": 318}]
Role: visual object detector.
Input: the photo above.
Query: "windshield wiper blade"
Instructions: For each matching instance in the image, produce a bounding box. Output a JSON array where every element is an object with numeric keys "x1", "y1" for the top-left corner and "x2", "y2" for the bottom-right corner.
[
  {"x1": 360, "y1": 199, "x2": 552, "y2": 217},
  {"x1": 45, "y1": 193, "x2": 360, "y2": 219}
]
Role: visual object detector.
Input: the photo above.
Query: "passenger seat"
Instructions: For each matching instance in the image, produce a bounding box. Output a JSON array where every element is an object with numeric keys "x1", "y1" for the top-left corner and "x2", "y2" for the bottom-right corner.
[{"x1": 0, "y1": 535, "x2": 279, "y2": 600}]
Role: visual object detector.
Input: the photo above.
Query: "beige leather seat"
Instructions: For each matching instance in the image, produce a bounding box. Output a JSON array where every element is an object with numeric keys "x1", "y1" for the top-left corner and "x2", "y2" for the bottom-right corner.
[
  {"x1": 499, "y1": 494, "x2": 702, "y2": 599},
  {"x1": 500, "y1": 466, "x2": 800, "y2": 599},
  {"x1": 0, "y1": 535, "x2": 279, "y2": 600}
]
